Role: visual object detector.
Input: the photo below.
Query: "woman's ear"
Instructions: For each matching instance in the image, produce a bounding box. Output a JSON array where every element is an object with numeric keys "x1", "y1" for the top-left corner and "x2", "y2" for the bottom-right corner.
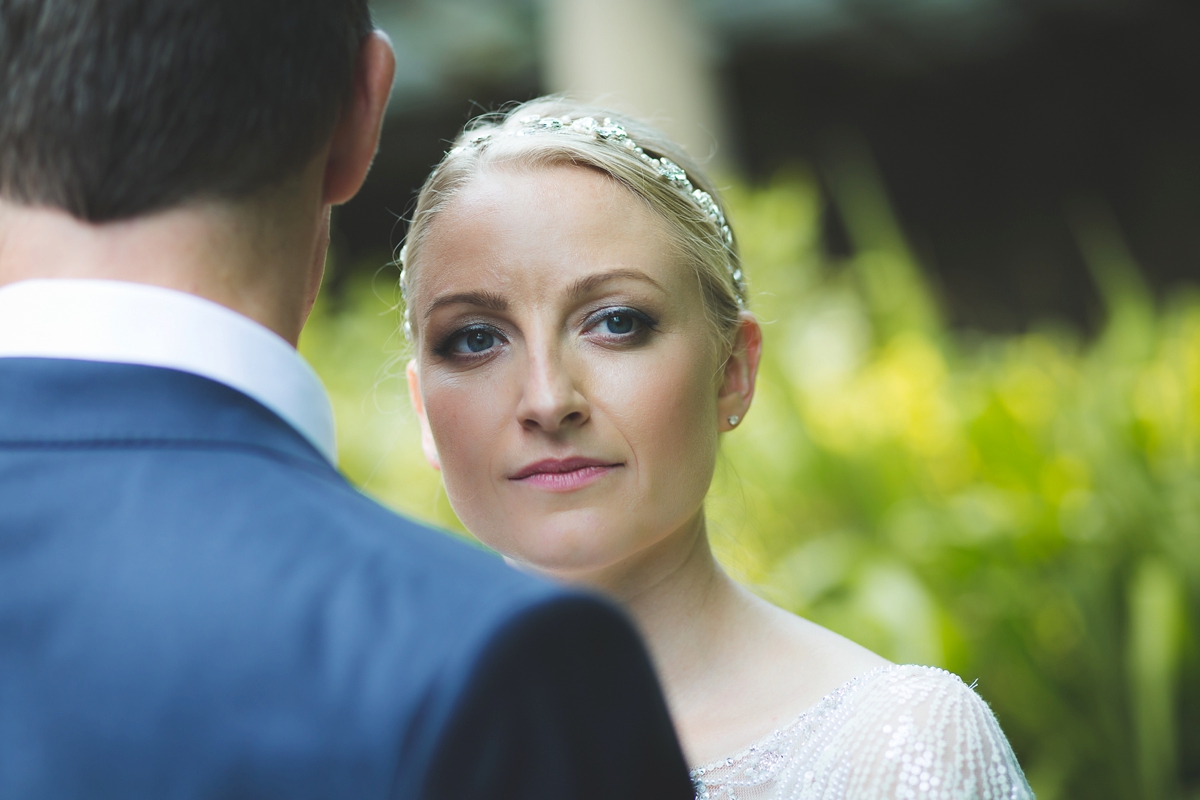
[
  {"x1": 322, "y1": 30, "x2": 396, "y2": 206},
  {"x1": 406, "y1": 359, "x2": 441, "y2": 471},
  {"x1": 717, "y1": 312, "x2": 763, "y2": 432}
]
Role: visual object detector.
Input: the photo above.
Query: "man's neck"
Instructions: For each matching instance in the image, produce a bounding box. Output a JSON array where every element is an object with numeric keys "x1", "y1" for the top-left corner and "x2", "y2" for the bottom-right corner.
[{"x1": 0, "y1": 194, "x2": 326, "y2": 346}]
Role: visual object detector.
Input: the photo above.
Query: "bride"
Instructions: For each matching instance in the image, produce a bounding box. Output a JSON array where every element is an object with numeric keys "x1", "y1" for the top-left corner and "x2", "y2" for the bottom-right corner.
[{"x1": 400, "y1": 97, "x2": 1034, "y2": 799}]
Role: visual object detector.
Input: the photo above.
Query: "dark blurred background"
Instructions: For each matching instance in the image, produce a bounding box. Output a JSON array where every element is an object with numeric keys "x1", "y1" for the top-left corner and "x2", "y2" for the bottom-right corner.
[{"x1": 334, "y1": 0, "x2": 1199, "y2": 332}]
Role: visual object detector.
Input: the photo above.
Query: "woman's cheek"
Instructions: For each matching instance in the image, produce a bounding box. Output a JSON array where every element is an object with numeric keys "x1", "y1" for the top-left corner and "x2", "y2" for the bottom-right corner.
[
  {"x1": 606, "y1": 341, "x2": 720, "y2": 495},
  {"x1": 425, "y1": 381, "x2": 496, "y2": 508}
]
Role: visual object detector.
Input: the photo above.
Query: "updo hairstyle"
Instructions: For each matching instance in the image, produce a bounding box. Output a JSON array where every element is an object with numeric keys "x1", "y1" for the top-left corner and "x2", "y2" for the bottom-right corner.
[{"x1": 399, "y1": 97, "x2": 746, "y2": 351}]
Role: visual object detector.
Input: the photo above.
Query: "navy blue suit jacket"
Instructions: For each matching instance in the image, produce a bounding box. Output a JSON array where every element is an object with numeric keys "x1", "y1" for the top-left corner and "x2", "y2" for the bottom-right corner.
[{"x1": 0, "y1": 358, "x2": 693, "y2": 799}]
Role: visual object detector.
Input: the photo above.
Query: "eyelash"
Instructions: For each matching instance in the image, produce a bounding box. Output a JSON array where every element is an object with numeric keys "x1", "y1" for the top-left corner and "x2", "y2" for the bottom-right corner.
[
  {"x1": 432, "y1": 323, "x2": 508, "y2": 360},
  {"x1": 582, "y1": 307, "x2": 657, "y2": 343},
  {"x1": 432, "y1": 306, "x2": 658, "y2": 362}
]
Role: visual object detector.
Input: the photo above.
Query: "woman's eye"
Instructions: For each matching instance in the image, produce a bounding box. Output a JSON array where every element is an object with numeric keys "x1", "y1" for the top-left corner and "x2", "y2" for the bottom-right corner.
[
  {"x1": 463, "y1": 330, "x2": 495, "y2": 352},
  {"x1": 604, "y1": 313, "x2": 637, "y2": 335},
  {"x1": 585, "y1": 308, "x2": 654, "y2": 344},
  {"x1": 443, "y1": 326, "x2": 502, "y2": 357}
]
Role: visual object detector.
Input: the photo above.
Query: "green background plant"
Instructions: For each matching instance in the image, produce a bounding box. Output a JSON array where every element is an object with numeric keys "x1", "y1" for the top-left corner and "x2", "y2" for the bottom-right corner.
[{"x1": 300, "y1": 161, "x2": 1200, "y2": 800}]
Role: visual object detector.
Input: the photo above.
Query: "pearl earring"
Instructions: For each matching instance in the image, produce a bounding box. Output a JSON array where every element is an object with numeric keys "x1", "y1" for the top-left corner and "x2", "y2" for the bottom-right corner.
[{"x1": 727, "y1": 415, "x2": 740, "y2": 427}]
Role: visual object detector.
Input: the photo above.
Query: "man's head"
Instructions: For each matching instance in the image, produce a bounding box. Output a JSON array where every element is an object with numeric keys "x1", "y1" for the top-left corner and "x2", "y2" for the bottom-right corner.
[
  {"x1": 0, "y1": 0, "x2": 373, "y2": 221},
  {"x1": 0, "y1": 0, "x2": 394, "y2": 344}
]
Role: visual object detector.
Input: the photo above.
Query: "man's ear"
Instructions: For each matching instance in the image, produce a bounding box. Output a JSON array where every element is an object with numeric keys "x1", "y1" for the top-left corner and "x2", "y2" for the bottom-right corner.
[
  {"x1": 407, "y1": 359, "x2": 441, "y2": 472},
  {"x1": 322, "y1": 30, "x2": 396, "y2": 206},
  {"x1": 717, "y1": 312, "x2": 763, "y2": 432}
]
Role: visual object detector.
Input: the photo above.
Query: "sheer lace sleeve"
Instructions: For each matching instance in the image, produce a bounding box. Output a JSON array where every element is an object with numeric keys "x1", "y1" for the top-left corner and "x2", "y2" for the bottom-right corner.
[{"x1": 691, "y1": 665, "x2": 1034, "y2": 800}]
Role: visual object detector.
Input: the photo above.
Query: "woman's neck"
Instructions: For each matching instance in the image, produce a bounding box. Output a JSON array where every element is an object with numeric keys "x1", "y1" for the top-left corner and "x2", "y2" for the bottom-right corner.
[
  {"x1": 574, "y1": 512, "x2": 752, "y2": 734},
  {"x1": 559, "y1": 511, "x2": 881, "y2": 767}
]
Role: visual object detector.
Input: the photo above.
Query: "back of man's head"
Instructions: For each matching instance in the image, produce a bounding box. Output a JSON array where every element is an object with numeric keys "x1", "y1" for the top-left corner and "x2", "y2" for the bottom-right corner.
[{"x1": 0, "y1": 0, "x2": 373, "y2": 222}]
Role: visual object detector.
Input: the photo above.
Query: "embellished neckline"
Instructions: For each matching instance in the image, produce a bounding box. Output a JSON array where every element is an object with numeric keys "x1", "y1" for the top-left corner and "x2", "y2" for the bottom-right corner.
[{"x1": 687, "y1": 663, "x2": 910, "y2": 779}]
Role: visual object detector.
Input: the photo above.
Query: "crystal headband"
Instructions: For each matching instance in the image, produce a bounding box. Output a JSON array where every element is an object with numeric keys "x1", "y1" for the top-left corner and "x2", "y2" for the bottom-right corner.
[{"x1": 446, "y1": 114, "x2": 745, "y2": 304}]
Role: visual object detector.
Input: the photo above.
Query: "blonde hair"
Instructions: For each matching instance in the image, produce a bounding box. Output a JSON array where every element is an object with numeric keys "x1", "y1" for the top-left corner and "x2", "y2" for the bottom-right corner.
[{"x1": 400, "y1": 96, "x2": 745, "y2": 348}]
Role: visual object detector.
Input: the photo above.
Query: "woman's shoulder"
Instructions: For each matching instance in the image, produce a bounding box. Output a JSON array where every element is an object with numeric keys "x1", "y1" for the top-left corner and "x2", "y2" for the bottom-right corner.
[
  {"x1": 845, "y1": 663, "x2": 1016, "y2": 739},
  {"x1": 851, "y1": 662, "x2": 987, "y2": 706},
  {"x1": 826, "y1": 665, "x2": 1034, "y2": 798},
  {"x1": 691, "y1": 664, "x2": 1035, "y2": 800}
]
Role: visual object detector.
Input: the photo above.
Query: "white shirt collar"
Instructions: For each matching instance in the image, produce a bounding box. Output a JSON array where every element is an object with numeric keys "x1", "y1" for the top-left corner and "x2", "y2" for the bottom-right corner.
[{"x1": 0, "y1": 279, "x2": 337, "y2": 464}]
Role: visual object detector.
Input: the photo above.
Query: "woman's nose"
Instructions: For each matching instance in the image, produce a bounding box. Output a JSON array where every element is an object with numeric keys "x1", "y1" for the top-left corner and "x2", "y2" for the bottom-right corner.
[{"x1": 516, "y1": 348, "x2": 590, "y2": 433}]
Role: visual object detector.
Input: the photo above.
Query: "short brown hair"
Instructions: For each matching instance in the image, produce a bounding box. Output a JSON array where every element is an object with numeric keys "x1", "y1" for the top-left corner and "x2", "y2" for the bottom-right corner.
[{"x1": 0, "y1": 0, "x2": 373, "y2": 221}]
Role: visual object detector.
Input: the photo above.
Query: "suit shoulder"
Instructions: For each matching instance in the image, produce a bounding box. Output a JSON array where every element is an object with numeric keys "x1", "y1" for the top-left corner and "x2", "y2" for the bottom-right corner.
[
  {"x1": 418, "y1": 592, "x2": 696, "y2": 800},
  {"x1": 260, "y1": 460, "x2": 546, "y2": 606},
  {"x1": 150, "y1": 445, "x2": 546, "y2": 605},
  {"x1": 56, "y1": 442, "x2": 565, "y2": 657}
]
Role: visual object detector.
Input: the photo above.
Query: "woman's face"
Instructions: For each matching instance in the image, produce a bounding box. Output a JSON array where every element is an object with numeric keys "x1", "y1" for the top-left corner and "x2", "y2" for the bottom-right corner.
[{"x1": 407, "y1": 164, "x2": 754, "y2": 581}]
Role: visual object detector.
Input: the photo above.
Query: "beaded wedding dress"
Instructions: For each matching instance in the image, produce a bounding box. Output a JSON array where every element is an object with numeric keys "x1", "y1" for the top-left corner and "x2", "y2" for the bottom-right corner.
[{"x1": 690, "y1": 665, "x2": 1034, "y2": 800}]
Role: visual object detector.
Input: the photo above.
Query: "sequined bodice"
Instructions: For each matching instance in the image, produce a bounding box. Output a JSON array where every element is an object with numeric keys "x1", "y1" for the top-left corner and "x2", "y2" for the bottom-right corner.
[{"x1": 690, "y1": 665, "x2": 1033, "y2": 800}]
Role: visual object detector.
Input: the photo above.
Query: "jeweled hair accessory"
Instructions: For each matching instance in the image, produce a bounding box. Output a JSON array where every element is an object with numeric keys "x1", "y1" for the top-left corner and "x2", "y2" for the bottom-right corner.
[{"x1": 444, "y1": 114, "x2": 745, "y2": 304}]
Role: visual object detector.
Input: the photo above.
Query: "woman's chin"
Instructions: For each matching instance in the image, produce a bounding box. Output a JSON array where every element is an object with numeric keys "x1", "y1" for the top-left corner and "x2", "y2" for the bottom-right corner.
[
  {"x1": 485, "y1": 525, "x2": 638, "y2": 583},
  {"x1": 500, "y1": 556, "x2": 591, "y2": 584}
]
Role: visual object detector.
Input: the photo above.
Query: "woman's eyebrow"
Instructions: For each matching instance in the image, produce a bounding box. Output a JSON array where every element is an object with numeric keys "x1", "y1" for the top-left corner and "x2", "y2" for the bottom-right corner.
[
  {"x1": 567, "y1": 269, "x2": 666, "y2": 301},
  {"x1": 423, "y1": 290, "x2": 509, "y2": 319}
]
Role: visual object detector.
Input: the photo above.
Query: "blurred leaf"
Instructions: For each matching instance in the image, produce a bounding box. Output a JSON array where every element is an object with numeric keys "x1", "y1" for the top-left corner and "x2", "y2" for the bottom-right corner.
[{"x1": 1128, "y1": 557, "x2": 1185, "y2": 800}]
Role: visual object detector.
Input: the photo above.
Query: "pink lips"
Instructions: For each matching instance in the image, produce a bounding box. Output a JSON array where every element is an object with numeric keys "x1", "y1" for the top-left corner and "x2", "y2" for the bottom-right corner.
[{"x1": 509, "y1": 457, "x2": 622, "y2": 492}]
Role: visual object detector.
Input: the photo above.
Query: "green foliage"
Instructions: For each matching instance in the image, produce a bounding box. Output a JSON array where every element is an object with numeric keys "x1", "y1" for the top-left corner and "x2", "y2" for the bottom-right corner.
[
  {"x1": 299, "y1": 275, "x2": 462, "y2": 531},
  {"x1": 300, "y1": 165, "x2": 1200, "y2": 800}
]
